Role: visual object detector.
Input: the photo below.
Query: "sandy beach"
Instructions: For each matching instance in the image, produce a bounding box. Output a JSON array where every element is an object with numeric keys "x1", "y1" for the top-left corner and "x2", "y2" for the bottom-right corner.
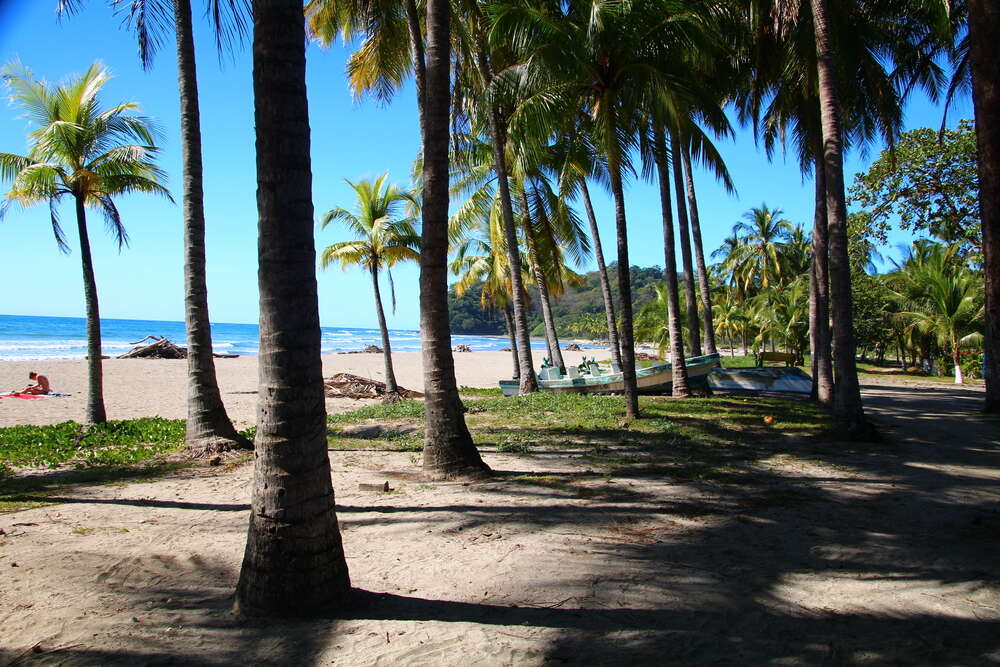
[{"x1": 0, "y1": 349, "x2": 602, "y2": 427}]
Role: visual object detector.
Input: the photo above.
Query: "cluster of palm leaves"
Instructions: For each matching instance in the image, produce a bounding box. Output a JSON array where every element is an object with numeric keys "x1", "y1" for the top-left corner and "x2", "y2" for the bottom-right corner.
[
  {"x1": 885, "y1": 241, "x2": 984, "y2": 383},
  {"x1": 700, "y1": 205, "x2": 812, "y2": 360}
]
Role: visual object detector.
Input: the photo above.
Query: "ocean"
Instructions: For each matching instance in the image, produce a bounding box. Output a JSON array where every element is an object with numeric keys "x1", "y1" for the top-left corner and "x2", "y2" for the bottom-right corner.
[{"x1": 0, "y1": 313, "x2": 558, "y2": 362}]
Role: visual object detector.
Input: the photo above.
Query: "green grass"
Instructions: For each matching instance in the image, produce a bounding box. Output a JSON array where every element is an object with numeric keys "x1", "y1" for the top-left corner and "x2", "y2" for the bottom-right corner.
[
  {"x1": 323, "y1": 391, "x2": 832, "y2": 483},
  {"x1": 459, "y1": 386, "x2": 504, "y2": 397},
  {"x1": 855, "y1": 359, "x2": 984, "y2": 385}
]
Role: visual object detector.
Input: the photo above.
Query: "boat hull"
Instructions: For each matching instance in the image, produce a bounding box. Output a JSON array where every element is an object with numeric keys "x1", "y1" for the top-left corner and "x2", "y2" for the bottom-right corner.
[{"x1": 499, "y1": 354, "x2": 721, "y2": 396}]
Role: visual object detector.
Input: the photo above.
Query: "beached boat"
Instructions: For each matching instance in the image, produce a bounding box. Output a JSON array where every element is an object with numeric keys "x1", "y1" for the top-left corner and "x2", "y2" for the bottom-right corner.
[
  {"x1": 499, "y1": 353, "x2": 722, "y2": 396},
  {"x1": 706, "y1": 366, "x2": 812, "y2": 394}
]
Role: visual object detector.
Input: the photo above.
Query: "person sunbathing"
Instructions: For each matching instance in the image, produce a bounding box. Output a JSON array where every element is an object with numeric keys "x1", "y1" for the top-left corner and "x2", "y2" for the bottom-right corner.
[{"x1": 19, "y1": 371, "x2": 51, "y2": 395}]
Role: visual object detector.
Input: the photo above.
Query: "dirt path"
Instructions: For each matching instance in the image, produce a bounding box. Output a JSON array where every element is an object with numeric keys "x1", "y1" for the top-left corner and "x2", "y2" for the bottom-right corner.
[{"x1": 1, "y1": 385, "x2": 998, "y2": 665}]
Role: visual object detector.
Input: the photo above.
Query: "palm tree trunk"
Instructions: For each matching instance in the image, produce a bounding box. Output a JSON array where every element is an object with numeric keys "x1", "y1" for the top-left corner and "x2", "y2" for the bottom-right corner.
[
  {"x1": 235, "y1": 0, "x2": 351, "y2": 615},
  {"x1": 969, "y1": 0, "x2": 1000, "y2": 412},
  {"x1": 670, "y1": 133, "x2": 701, "y2": 357},
  {"x1": 605, "y1": 115, "x2": 639, "y2": 418},
  {"x1": 654, "y1": 127, "x2": 689, "y2": 398},
  {"x1": 75, "y1": 195, "x2": 107, "y2": 424},
  {"x1": 579, "y1": 179, "x2": 622, "y2": 368},
  {"x1": 809, "y1": 153, "x2": 834, "y2": 405},
  {"x1": 473, "y1": 45, "x2": 536, "y2": 393},
  {"x1": 420, "y1": 0, "x2": 489, "y2": 478},
  {"x1": 174, "y1": 0, "x2": 249, "y2": 454},
  {"x1": 504, "y1": 305, "x2": 520, "y2": 380},
  {"x1": 810, "y1": 0, "x2": 869, "y2": 438},
  {"x1": 680, "y1": 146, "x2": 716, "y2": 356},
  {"x1": 370, "y1": 267, "x2": 398, "y2": 394},
  {"x1": 520, "y1": 189, "x2": 565, "y2": 373},
  {"x1": 403, "y1": 0, "x2": 426, "y2": 140}
]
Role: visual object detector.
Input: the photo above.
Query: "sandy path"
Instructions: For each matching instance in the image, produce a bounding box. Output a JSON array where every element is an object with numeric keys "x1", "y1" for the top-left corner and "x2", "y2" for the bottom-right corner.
[{"x1": 1, "y1": 382, "x2": 998, "y2": 664}]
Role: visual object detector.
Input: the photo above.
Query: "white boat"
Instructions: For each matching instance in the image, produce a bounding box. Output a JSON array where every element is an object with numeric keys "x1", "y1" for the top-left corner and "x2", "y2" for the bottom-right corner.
[{"x1": 499, "y1": 353, "x2": 722, "y2": 396}]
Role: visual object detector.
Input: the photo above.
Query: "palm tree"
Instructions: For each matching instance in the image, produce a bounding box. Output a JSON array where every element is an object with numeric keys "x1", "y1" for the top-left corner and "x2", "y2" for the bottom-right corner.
[
  {"x1": 234, "y1": 0, "x2": 351, "y2": 614},
  {"x1": 0, "y1": 63, "x2": 171, "y2": 424},
  {"x1": 967, "y1": 0, "x2": 1000, "y2": 409},
  {"x1": 419, "y1": 0, "x2": 489, "y2": 478},
  {"x1": 320, "y1": 174, "x2": 420, "y2": 396},
  {"x1": 97, "y1": 0, "x2": 252, "y2": 453},
  {"x1": 670, "y1": 132, "x2": 701, "y2": 357},
  {"x1": 729, "y1": 205, "x2": 792, "y2": 292}
]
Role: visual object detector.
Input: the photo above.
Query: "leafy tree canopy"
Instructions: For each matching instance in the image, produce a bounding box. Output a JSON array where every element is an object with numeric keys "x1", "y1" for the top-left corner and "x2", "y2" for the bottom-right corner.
[{"x1": 849, "y1": 120, "x2": 980, "y2": 254}]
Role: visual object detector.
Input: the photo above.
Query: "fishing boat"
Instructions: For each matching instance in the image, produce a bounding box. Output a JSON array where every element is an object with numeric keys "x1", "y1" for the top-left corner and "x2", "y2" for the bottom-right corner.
[
  {"x1": 706, "y1": 366, "x2": 812, "y2": 394},
  {"x1": 499, "y1": 353, "x2": 722, "y2": 396}
]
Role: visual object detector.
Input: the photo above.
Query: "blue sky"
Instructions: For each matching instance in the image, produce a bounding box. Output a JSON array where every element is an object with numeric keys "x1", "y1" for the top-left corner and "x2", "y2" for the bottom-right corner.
[{"x1": 0, "y1": 2, "x2": 972, "y2": 330}]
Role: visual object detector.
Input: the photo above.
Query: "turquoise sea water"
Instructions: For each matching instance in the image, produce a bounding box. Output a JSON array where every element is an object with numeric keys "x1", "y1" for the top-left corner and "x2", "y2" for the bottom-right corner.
[{"x1": 0, "y1": 314, "x2": 561, "y2": 361}]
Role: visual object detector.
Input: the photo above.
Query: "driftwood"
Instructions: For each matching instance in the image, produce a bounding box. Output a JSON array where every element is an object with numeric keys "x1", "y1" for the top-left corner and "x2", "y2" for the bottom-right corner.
[
  {"x1": 635, "y1": 352, "x2": 659, "y2": 361},
  {"x1": 338, "y1": 345, "x2": 385, "y2": 355},
  {"x1": 117, "y1": 336, "x2": 239, "y2": 359},
  {"x1": 118, "y1": 337, "x2": 187, "y2": 359},
  {"x1": 564, "y1": 343, "x2": 583, "y2": 351},
  {"x1": 453, "y1": 344, "x2": 472, "y2": 352},
  {"x1": 324, "y1": 372, "x2": 423, "y2": 399}
]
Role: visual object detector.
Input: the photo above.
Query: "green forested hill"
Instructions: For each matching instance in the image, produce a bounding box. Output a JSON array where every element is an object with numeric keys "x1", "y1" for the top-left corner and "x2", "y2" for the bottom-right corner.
[{"x1": 448, "y1": 264, "x2": 665, "y2": 336}]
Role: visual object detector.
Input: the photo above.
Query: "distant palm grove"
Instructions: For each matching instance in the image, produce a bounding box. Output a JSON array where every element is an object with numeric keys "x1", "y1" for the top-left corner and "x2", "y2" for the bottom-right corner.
[{"x1": 1, "y1": 0, "x2": 997, "y2": 616}]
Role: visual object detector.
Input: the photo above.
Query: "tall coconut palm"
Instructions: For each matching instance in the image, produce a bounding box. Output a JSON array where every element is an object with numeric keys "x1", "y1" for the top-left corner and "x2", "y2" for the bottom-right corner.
[
  {"x1": 320, "y1": 174, "x2": 420, "y2": 396},
  {"x1": 967, "y1": 0, "x2": 1000, "y2": 410},
  {"x1": 670, "y1": 131, "x2": 701, "y2": 357},
  {"x1": 809, "y1": 0, "x2": 868, "y2": 437},
  {"x1": 234, "y1": 0, "x2": 351, "y2": 614},
  {"x1": 494, "y1": 0, "x2": 716, "y2": 417},
  {"x1": 113, "y1": 0, "x2": 251, "y2": 453},
  {"x1": 420, "y1": 0, "x2": 489, "y2": 478},
  {"x1": 729, "y1": 204, "x2": 793, "y2": 291},
  {"x1": 0, "y1": 63, "x2": 171, "y2": 424}
]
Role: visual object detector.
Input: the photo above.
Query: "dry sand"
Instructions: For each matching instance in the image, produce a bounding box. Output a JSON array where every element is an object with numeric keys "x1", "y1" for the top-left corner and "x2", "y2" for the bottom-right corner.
[
  {"x1": 0, "y1": 349, "x2": 600, "y2": 427},
  {"x1": 1, "y1": 356, "x2": 999, "y2": 664}
]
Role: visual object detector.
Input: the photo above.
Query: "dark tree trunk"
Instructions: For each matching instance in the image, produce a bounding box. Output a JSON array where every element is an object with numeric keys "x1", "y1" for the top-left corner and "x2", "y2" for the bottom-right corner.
[
  {"x1": 473, "y1": 44, "x2": 536, "y2": 393},
  {"x1": 810, "y1": 0, "x2": 869, "y2": 438},
  {"x1": 235, "y1": 0, "x2": 351, "y2": 616},
  {"x1": 403, "y1": 0, "x2": 426, "y2": 140},
  {"x1": 521, "y1": 189, "x2": 565, "y2": 373},
  {"x1": 504, "y1": 305, "x2": 520, "y2": 380},
  {"x1": 174, "y1": 0, "x2": 249, "y2": 454},
  {"x1": 670, "y1": 133, "x2": 701, "y2": 357},
  {"x1": 809, "y1": 153, "x2": 834, "y2": 405},
  {"x1": 969, "y1": 0, "x2": 1000, "y2": 412},
  {"x1": 654, "y1": 127, "x2": 689, "y2": 398},
  {"x1": 370, "y1": 267, "x2": 398, "y2": 394},
  {"x1": 680, "y1": 146, "x2": 716, "y2": 356},
  {"x1": 75, "y1": 195, "x2": 107, "y2": 424},
  {"x1": 420, "y1": 0, "x2": 489, "y2": 478},
  {"x1": 605, "y1": 114, "x2": 639, "y2": 418},
  {"x1": 579, "y1": 179, "x2": 622, "y2": 367}
]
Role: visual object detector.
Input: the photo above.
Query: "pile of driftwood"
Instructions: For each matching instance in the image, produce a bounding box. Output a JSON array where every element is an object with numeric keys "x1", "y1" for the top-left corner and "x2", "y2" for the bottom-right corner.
[
  {"x1": 117, "y1": 336, "x2": 238, "y2": 359},
  {"x1": 564, "y1": 343, "x2": 583, "y2": 351},
  {"x1": 324, "y1": 372, "x2": 423, "y2": 399},
  {"x1": 338, "y1": 345, "x2": 384, "y2": 355},
  {"x1": 453, "y1": 344, "x2": 472, "y2": 352},
  {"x1": 635, "y1": 352, "x2": 659, "y2": 361}
]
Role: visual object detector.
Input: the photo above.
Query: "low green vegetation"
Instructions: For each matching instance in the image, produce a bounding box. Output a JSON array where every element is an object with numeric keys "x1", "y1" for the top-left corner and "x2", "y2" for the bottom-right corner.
[
  {"x1": 324, "y1": 392, "x2": 832, "y2": 483},
  {"x1": 0, "y1": 418, "x2": 255, "y2": 513}
]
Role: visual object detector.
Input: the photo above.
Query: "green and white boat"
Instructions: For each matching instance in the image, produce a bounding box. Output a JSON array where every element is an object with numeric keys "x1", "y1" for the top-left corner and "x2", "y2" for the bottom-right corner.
[{"x1": 499, "y1": 353, "x2": 722, "y2": 396}]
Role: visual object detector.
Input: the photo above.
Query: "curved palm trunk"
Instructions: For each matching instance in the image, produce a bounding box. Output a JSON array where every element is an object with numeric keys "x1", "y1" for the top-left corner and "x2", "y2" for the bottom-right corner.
[
  {"x1": 579, "y1": 179, "x2": 623, "y2": 368},
  {"x1": 504, "y1": 305, "x2": 520, "y2": 380},
  {"x1": 235, "y1": 0, "x2": 351, "y2": 615},
  {"x1": 809, "y1": 153, "x2": 834, "y2": 405},
  {"x1": 420, "y1": 0, "x2": 489, "y2": 479},
  {"x1": 472, "y1": 46, "x2": 536, "y2": 393},
  {"x1": 969, "y1": 0, "x2": 1000, "y2": 412},
  {"x1": 75, "y1": 195, "x2": 107, "y2": 424},
  {"x1": 605, "y1": 118, "x2": 639, "y2": 418},
  {"x1": 654, "y1": 127, "x2": 689, "y2": 397},
  {"x1": 810, "y1": 0, "x2": 869, "y2": 437},
  {"x1": 680, "y1": 146, "x2": 716, "y2": 356},
  {"x1": 403, "y1": 0, "x2": 426, "y2": 140},
  {"x1": 670, "y1": 133, "x2": 701, "y2": 357},
  {"x1": 521, "y1": 190, "x2": 565, "y2": 373},
  {"x1": 174, "y1": 0, "x2": 249, "y2": 454},
  {"x1": 370, "y1": 267, "x2": 398, "y2": 394}
]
